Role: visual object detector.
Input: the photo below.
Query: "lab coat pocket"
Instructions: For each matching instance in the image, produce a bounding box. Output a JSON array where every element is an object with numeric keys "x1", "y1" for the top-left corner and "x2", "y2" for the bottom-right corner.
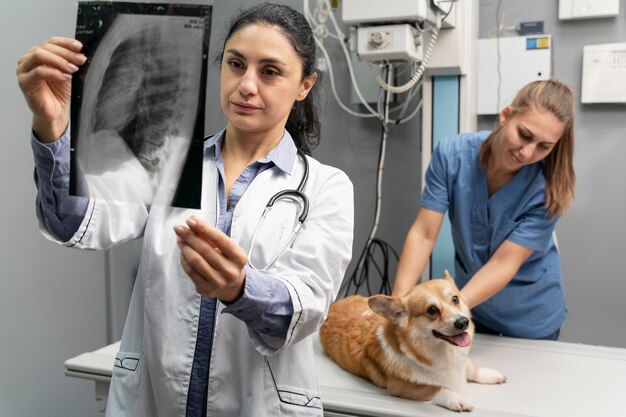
[
  {"x1": 107, "y1": 351, "x2": 143, "y2": 416},
  {"x1": 264, "y1": 357, "x2": 323, "y2": 416}
]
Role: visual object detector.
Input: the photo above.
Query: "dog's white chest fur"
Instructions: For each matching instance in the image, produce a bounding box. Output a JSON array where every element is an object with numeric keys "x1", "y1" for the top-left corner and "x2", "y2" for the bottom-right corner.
[{"x1": 376, "y1": 327, "x2": 468, "y2": 393}]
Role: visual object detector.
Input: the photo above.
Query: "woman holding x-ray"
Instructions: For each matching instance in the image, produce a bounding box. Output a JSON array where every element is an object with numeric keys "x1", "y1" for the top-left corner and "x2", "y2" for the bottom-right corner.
[{"x1": 16, "y1": 3, "x2": 353, "y2": 416}]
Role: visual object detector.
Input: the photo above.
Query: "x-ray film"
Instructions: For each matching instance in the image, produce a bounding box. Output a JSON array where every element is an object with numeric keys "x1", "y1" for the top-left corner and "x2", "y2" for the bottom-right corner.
[{"x1": 70, "y1": 2, "x2": 211, "y2": 208}]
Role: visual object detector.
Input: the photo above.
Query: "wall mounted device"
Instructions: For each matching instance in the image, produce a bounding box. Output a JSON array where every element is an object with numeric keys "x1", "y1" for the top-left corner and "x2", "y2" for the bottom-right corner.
[
  {"x1": 477, "y1": 35, "x2": 552, "y2": 114},
  {"x1": 581, "y1": 42, "x2": 626, "y2": 103},
  {"x1": 517, "y1": 21, "x2": 544, "y2": 35},
  {"x1": 342, "y1": 0, "x2": 439, "y2": 27},
  {"x1": 559, "y1": 0, "x2": 619, "y2": 20},
  {"x1": 342, "y1": 0, "x2": 443, "y2": 63},
  {"x1": 353, "y1": 23, "x2": 422, "y2": 62}
]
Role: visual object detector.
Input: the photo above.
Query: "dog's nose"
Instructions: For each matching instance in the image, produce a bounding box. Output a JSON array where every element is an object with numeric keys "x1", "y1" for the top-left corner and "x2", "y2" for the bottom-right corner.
[{"x1": 454, "y1": 317, "x2": 469, "y2": 330}]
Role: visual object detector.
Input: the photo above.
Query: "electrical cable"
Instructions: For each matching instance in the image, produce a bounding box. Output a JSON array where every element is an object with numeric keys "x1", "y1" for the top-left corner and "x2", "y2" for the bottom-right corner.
[
  {"x1": 384, "y1": 68, "x2": 423, "y2": 114},
  {"x1": 338, "y1": 64, "x2": 398, "y2": 297},
  {"x1": 397, "y1": 97, "x2": 424, "y2": 125},
  {"x1": 315, "y1": 38, "x2": 379, "y2": 118},
  {"x1": 307, "y1": 0, "x2": 383, "y2": 119},
  {"x1": 340, "y1": 238, "x2": 399, "y2": 296},
  {"x1": 441, "y1": 2, "x2": 454, "y2": 23},
  {"x1": 305, "y1": 0, "x2": 446, "y2": 296},
  {"x1": 388, "y1": 76, "x2": 424, "y2": 127},
  {"x1": 433, "y1": 0, "x2": 456, "y2": 24}
]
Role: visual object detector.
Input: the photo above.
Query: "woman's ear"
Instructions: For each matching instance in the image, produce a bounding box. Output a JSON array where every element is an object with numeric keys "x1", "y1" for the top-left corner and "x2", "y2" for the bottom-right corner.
[
  {"x1": 297, "y1": 72, "x2": 318, "y2": 101},
  {"x1": 499, "y1": 105, "x2": 512, "y2": 126}
]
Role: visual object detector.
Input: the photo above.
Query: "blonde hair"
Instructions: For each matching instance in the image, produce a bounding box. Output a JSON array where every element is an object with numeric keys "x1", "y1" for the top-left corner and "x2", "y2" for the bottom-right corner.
[{"x1": 479, "y1": 79, "x2": 576, "y2": 217}]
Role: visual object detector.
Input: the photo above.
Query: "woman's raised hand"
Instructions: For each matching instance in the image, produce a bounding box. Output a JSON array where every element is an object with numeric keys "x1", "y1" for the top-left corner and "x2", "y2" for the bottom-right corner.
[{"x1": 16, "y1": 37, "x2": 86, "y2": 142}]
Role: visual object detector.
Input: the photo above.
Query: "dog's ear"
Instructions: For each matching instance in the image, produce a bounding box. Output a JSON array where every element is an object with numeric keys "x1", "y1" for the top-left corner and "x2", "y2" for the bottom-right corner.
[
  {"x1": 443, "y1": 269, "x2": 455, "y2": 284},
  {"x1": 368, "y1": 295, "x2": 407, "y2": 325}
]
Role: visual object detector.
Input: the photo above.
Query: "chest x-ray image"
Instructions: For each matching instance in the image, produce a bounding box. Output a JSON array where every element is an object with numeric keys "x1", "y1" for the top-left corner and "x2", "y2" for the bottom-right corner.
[{"x1": 70, "y1": 2, "x2": 211, "y2": 208}]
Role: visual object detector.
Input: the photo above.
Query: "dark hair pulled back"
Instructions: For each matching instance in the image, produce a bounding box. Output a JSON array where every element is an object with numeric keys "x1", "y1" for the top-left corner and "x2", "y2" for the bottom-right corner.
[{"x1": 219, "y1": 2, "x2": 321, "y2": 154}]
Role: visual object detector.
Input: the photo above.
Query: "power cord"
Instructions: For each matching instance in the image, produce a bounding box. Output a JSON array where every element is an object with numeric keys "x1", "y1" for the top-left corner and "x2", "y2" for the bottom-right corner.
[
  {"x1": 339, "y1": 238, "x2": 399, "y2": 296},
  {"x1": 304, "y1": 2, "x2": 435, "y2": 296},
  {"x1": 338, "y1": 64, "x2": 399, "y2": 297}
]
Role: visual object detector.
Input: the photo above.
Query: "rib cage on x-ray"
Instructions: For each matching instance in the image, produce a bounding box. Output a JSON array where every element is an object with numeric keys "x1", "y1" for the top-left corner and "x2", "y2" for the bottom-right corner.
[
  {"x1": 94, "y1": 25, "x2": 183, "y2": 174},
  {"x1": 76, "y1": 13, "x2": 204, "y2": 205}
]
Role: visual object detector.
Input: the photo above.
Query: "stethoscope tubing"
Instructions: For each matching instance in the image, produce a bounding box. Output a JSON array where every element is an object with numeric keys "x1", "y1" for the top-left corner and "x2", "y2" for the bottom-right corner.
[{"x1": 247, "y1": 149, "x2": 309, "y2": 271}]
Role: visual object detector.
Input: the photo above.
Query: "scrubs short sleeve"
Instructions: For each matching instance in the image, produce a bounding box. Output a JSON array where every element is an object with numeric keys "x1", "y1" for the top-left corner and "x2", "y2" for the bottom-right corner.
[
  {"x1": 507, "y1": 205, "x2": 559, "y2": 253},
  {"x1": 420, "y1": 141, "x2": 449, "y2": 214}
]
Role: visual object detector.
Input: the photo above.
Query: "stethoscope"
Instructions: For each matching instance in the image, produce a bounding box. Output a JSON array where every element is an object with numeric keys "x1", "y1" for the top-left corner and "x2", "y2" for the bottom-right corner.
[{"x1": 247, "y1": 149, "x2": 309, "y2": 271}]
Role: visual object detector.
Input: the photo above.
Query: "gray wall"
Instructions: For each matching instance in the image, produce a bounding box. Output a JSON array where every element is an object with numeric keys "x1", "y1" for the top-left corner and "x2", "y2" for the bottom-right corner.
[
  {"x1": 1, "y1": 0, "x2": 624, "y2": 416},
  {"x1": 477, "y1": 0, "x2": 626, "y2": 347},
  {"x1": 1, "y1": 1, "x2": 110, "y2": 416}
]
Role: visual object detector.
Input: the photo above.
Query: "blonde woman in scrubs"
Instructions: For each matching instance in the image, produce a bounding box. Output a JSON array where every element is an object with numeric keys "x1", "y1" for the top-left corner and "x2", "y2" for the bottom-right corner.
[{"x1": 392, "y1": 79, "x2": 575, "y2": 340}]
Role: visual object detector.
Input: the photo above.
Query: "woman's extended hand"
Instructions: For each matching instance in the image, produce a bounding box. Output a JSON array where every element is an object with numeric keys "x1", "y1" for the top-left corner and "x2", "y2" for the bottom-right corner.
[
  {"x1": 16, "y1": 37, "x2": 86, "y2": 142},
  {"x1": 174, "y1": 216, "x2": 248, "y2": 303}
]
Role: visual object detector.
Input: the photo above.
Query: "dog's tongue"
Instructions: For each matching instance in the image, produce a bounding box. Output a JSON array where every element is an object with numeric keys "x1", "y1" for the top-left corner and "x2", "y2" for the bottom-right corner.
[{"x1": 449, "y1": 331, "x2": 471, "y2": 347}]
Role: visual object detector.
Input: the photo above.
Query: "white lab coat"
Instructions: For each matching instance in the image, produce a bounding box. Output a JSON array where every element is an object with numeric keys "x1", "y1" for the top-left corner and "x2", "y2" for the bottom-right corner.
[{"x1": 42, "y1": 147, "x2": 354, "y2": 416}]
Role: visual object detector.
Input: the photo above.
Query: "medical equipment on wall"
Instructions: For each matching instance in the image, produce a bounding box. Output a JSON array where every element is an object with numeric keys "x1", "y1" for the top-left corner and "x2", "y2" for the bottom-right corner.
[
  {"x1": 581, "y1": 42, "x2": 626, "y2": 104},
  {"x1": 304, "y1": 0, "x2": 451, "y2": 118},
  {"x1": 247, "y1": 150, "x2": 309, "y2": 271},
  {"x1": 342, "y1": 0, "x2": 450, "y2": 93},
  {"x1": 477, "y1": 35, "x2": 552, "y2": 115},
  {"x1": 559, "y1": 0, "x2": 620, "y2": 20},
  {"x1": 342, "y1": 0, "x2": 439, "y2": 63},
  {"x1": 304, "y1": 0, "x2": 457, "y2": 296}
]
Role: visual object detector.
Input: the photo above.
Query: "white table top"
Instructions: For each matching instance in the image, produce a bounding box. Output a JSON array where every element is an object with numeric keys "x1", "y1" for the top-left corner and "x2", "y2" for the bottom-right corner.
[{"x1": 65, "y1": 334, "x2": 626, "y2": 417}]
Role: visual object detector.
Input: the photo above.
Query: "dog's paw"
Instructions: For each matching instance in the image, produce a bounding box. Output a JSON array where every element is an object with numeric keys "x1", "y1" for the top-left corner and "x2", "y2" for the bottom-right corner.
[
  {"x1": 432, "y1": 389, "x2": 474, "y2": 412},
  {"x1": 471, "y1": 367, "x2": 507, "y2": 384}
]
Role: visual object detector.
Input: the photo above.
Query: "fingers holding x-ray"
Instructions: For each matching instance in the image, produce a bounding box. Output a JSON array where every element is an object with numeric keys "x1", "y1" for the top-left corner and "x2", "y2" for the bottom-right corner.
[
  {"x1": 174, "y1": 217, "x2": 248, "y2": 302},
  {"x1": 73, "y1": 9, "x2": 207, "y2": 206}
]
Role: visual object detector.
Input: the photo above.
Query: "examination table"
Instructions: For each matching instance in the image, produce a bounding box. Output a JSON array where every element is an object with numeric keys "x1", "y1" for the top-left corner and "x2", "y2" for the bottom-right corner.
[{"x1": 65, "y1": 333, "x2": 626, "y2": 417}]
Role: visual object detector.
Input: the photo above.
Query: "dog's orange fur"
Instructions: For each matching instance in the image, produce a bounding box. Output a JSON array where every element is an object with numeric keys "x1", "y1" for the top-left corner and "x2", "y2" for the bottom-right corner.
[{"x1": 320, "y1": 271, "x2": 506, "y2": 412}]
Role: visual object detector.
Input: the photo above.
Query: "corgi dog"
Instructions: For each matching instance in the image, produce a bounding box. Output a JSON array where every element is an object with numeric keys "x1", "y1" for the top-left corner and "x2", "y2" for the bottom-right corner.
[{"x1": 319, "y1": 271, "x2": 506, "y2": 412}]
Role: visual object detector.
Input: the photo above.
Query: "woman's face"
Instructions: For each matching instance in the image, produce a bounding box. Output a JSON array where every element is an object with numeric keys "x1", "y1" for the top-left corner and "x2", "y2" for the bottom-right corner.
[
  {"x1": 493, "y1": 105, "x2": 565, "y2": 173},
  {"x1": 220, "y1": 23, "x2": 316, "y2": 138}
]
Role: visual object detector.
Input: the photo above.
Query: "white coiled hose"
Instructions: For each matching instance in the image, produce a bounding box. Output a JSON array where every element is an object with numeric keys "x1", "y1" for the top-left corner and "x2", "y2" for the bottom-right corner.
[{"x1": 367, "y1": 27, "x2": 439, "y2": 94}]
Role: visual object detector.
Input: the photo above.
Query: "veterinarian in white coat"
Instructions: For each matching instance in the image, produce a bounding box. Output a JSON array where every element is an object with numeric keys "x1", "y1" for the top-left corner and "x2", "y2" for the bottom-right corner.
[
  {"x1": 17, "y1": 4, "x2": 353, "y2": 416},
  {"x1": 392, "y1": 79, "x2": 575, "y2": 340}
]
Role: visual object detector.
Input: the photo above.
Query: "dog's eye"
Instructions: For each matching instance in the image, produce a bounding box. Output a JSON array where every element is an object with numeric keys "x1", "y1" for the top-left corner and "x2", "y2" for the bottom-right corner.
[
  {"x1": 427, "y1": 306, "x2": 439, "y2": 316},
  {"x1": 452, "y1": 295, "x2": 459, "y2": 305}
]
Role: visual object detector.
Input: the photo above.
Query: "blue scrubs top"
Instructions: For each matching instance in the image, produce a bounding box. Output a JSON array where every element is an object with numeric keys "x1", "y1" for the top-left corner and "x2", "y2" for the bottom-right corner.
[{"x1": 421, "y1": 131, "x2": 567, "y2": 339}]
